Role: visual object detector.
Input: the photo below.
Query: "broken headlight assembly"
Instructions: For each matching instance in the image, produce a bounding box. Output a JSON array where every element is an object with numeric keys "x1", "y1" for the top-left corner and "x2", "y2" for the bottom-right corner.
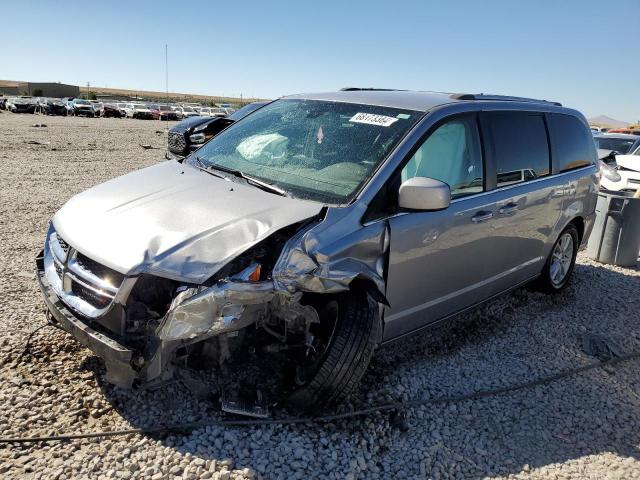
[{"x1": 158, "y1": 263, "x2": 274, "y2": 341}]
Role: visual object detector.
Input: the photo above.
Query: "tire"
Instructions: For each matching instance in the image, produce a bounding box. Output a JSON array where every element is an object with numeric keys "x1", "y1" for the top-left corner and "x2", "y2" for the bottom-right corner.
[
  {"x1": 286, "y1": 288, "x2": 380, "y2": 412},
  {"x1": 532, "y1": 223, "x2": 579, "y2": 293}
]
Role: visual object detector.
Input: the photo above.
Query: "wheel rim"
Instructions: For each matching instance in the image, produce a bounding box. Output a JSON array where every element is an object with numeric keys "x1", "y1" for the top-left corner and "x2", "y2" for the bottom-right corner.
[
  {"x1": 550, "y1": 232, "x2": 574, "y2": 286},
  {"x1": 293, "y1": 300, "x2": 338, "y2": 386}
]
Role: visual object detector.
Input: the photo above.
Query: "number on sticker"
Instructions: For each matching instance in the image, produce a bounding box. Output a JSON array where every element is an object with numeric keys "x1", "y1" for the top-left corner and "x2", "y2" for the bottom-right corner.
[{"x1": 349, "y1": 113, "x2": 398, "y2": 127}]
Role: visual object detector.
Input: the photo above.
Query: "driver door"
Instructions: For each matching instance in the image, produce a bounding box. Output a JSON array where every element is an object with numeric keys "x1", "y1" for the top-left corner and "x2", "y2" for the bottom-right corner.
[{"x1": 384, "y1": 114, "x2": 496, "y2": 340}]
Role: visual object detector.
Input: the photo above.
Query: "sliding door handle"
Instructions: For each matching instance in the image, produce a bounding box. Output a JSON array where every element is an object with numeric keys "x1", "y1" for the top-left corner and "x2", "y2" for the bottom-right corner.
[
  {"x1": 498, "y1": 203, "x2": 518, "y2": 215},
  {"x1": 471, "y1": 211, "x2": 493, "y2": 223}
]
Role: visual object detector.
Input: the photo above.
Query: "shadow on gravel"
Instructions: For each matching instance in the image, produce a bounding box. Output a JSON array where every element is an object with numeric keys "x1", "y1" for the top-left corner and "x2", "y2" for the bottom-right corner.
[{"x1": 73, "y1": 261, "x2": 640, "y2": 478}]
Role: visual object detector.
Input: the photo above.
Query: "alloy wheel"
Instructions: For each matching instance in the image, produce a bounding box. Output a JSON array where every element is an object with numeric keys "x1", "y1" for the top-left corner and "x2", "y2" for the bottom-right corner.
[{"x1": 550, "y1": 232, "x2": 574, "y2": 287}]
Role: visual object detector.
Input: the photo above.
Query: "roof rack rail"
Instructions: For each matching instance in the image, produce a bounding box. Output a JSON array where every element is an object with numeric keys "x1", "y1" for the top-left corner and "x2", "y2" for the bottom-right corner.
[
  {"x1": 450, "y1": 93, "x2": 562, "y2": 107},
  {"x1": 340, "y1": 87, "x2": 403, "y2": 92}
]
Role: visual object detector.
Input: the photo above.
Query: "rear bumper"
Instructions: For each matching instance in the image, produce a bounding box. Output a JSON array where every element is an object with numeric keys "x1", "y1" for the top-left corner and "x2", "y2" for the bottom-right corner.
[
  {"x1": 36, "y1": 251, "x2": 138, "y2": 387},
  {"x1": 580, "y1": 212, "x2": 597, "y2": 250}
]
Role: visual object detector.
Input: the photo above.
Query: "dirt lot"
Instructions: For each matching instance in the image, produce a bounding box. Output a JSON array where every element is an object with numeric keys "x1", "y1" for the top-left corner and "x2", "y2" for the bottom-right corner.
[{"x1": 1, "y1": 112, "x2": 639, "y2": 479}]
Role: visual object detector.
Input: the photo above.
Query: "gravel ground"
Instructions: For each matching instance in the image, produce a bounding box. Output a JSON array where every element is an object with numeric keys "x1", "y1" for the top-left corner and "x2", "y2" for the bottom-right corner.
[{"x1": 1, "y1": 111, "x2": 639, "y2": 479}]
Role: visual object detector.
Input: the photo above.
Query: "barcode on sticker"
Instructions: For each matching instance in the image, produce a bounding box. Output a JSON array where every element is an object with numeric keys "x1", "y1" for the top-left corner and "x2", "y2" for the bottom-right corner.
[{"x1": 349, "y1": 112, "x2": 398, "y2": 127}]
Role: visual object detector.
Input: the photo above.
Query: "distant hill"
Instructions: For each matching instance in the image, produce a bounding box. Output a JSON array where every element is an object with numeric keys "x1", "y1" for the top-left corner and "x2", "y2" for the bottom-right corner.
[
  {"x1": 588, "y1": 115, "x2": 630, "y2": 128},
  {"x1": 0, "y1": 79, "x2": 265, "y2": 105}
]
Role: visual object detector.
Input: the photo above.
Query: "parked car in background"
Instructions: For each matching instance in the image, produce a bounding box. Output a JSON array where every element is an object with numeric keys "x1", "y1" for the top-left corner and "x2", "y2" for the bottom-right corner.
[
  {"x1": 90, "y1": 101, "x2": 104, "y2": 117},
  {"x1": 36, "y1": 98, "x2": 68, "y2": 116},
  {"x1": 8, "y1": 96, "x2": 36, "y2": 114},
  {"x1": 72, "y1": 99, "x2": 96, "y2": 117},
  {"x1": 103, "y1": 103, "x2": 126, "y2": 118},
  {"x1": 63, "y1": 99, "x2": 75, "y2": 116},
  {"x1": 593, "y1": 133, "x2": 640, "y2": 156},
  {"x1": 131, "y1": 104, "x2": 154, "y2": 119},
  {"x1": 167, "y1": 101, "x2": 268, "y2": 159},
  {"x1": 199, "y1": 107, "x2": 228, "y2": 117},
  {"x1": 176, "y1": 106, "x2": 199, "y2": 119},
  {"x1": 147, "y1": 104, "x2": 179, "y2": 121},
  {"x1": 37, "y1": 90, "x2": 598, "y2": 411},
  {"x1": 0, "y1": 97, "x2": 7, "y2": 110},
  {"x1": 123, "y1": 103, "x2": 153, "y2": 119},
  {"x1": 607, "y1": 128, "x2": 640, "y2": 135}
]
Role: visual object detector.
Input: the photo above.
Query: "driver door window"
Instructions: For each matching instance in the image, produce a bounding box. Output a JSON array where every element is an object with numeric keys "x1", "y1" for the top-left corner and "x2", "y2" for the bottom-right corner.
[{"x1": 400, "y1": 116, "x2": 484, "y2": 199}]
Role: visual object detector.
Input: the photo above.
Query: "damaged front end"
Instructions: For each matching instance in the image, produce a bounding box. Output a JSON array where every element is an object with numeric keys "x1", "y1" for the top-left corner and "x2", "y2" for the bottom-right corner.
[{"x1": 37, "y1": 210, "x2": 390, "y2": 394}]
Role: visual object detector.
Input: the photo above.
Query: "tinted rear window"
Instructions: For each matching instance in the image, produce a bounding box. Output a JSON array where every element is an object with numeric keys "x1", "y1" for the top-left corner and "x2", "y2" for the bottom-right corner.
[
  {"x1": 548, "y1": 114, "x2": 596, "y2": 172},
  {"x1": 487, "y1": 112, "x2": 550, "y2": 187}
]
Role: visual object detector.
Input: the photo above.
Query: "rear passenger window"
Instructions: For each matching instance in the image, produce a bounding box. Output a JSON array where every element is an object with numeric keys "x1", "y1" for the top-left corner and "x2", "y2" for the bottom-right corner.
[
  {"x1": 547, "y1": 114, "x2": 596, "y2": 172},
  {"x1": 488, "y1": 112, "x2": 550, "y2": 187}
]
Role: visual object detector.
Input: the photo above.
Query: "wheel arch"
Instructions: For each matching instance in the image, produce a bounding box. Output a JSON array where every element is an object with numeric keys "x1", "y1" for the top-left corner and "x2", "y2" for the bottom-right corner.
[{"x1": 569, "y1": 215, "x2": 585, "y2": 244}]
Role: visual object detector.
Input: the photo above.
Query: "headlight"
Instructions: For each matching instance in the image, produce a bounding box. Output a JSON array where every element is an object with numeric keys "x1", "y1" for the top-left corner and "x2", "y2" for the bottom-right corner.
[
  {"x1": 599, "y1": 160, "x2": 621, "y2": 183},
  {"x1": 189, "y1": 133, "x2": 206, "y2": 144}
]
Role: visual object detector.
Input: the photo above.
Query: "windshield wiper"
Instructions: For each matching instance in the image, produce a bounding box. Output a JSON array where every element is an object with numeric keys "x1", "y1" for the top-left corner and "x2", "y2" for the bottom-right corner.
[
  {"x1": 188, "y1": 155, "x2": 226, "y2": 179},
  {"x1": 208, "y1": 164, "x2": 291, "y2": 197}
]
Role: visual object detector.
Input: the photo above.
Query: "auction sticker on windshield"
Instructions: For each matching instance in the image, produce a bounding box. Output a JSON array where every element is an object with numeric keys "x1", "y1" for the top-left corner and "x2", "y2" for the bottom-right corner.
[{"x1": 350, "y1": 112, "x2": 399, "y2": 127}]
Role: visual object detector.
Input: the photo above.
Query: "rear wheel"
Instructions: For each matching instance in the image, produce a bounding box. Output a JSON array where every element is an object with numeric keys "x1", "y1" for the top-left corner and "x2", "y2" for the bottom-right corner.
[
  {"x1": 533, "y1": 223, "x2": 579, "y2": 293},
  {"x1": 286, "y1": 288, "x2": 380, "y2": 412}
]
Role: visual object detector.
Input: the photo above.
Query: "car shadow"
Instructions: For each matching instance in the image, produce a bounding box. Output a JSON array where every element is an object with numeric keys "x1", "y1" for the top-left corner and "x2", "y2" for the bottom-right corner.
[{"x1": 77, "y1": 259, "x2": 640, "y2": 478}]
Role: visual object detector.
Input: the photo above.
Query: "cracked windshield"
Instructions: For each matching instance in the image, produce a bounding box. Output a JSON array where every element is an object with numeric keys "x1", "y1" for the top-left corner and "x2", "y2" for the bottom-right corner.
[{"x1": 192, "y1": 99, "x2": 420, "y2": 203}]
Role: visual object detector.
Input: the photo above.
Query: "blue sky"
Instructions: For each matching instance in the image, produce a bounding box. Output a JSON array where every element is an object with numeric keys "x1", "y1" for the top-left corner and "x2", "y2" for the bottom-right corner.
[{"x1": 2, "y1": 0, "x2": 639, "y2": 121}]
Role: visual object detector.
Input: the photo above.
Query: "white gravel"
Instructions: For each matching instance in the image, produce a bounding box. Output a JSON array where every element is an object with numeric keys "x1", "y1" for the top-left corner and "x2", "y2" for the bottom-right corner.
[{"x1": 1, "y1": 111, "x2": 640, "y2": 479}]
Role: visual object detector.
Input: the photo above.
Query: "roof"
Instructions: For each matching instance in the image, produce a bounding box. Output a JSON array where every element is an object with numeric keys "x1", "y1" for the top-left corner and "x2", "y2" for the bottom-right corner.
[
  {"x1": 282, "y1": 89, "x2": 562, "y2": 112},
  {"x1": 283, "y1": 90, "x2": 456, "y2": 112}
]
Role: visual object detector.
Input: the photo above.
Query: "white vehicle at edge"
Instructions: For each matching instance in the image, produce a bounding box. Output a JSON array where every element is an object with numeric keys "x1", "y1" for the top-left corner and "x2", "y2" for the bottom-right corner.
[{"x1": 600, "y1": 146, "x2": 640, "y2": 192}]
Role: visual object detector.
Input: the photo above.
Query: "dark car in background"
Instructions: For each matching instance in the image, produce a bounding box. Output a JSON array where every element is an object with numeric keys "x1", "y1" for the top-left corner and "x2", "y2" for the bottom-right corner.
[
  {"x1": 167, "y1": 102, "x2": 268, "y2": 159},
  {"x1": 36, "y1": 98, "x2": 68, "y2": 116},
  {"x1": 103, "y1": 103, "x2": 126, "y2": 118}
]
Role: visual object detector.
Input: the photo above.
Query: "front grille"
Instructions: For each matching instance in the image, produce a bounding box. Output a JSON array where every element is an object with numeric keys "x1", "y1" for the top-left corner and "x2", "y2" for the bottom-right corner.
[
  {"x1": 71, "y1": 281, "x2": 112, "y2": 309},
  {"x1": 168, "y1": 132, "x2": 187, "y2": 153},
  {"x1": 57, "y1": 236, "x2": 70, "y2": 256},
  {"x1": 54, "y1": 262, "x2": 63, "y2": 280},
  {"x1": 76, "y1": 252, "x2": 124, "y2": 288}
]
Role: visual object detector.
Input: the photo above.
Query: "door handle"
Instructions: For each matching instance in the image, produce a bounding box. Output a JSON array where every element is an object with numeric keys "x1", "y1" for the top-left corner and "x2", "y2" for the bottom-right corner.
[
  {"x1": 498, "y1": 203, "x2": 518, "y2": 215},
  {"x1": 471, "y1": 211, "x2": 493, "y2": 223}
]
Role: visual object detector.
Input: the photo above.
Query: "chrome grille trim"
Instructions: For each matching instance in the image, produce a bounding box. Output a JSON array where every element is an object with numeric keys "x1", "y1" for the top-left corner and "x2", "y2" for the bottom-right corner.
[
  {"x1": 44, "y1": 225, "x2": 131, "y2": 318},
  {"x1": 67, "y1": 256, "x2": 119, "y2": 295}
]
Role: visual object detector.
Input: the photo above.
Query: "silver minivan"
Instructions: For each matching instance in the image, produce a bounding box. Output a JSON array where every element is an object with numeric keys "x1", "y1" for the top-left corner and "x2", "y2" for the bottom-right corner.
[{"x1": 37, "y1": 89, "x2": 598, "y2": 411}]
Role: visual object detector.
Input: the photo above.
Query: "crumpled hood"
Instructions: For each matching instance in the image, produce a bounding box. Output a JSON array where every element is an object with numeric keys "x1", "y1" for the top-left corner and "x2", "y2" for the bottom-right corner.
[
  {"x1": 615, "y1": 154, "x2": 640, "y2": 172},
  {"x1": 53, "y1": 160, "x2": 323, "y2": 283}
]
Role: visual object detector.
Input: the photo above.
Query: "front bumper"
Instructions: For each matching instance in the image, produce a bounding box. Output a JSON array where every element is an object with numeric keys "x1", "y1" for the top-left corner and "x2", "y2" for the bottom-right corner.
[{"x1": 36, "y1": 250, "x2": 138, "y2": 387}]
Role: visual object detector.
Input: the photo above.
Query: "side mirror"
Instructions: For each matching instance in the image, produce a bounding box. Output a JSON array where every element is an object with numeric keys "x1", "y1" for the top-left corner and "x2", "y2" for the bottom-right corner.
[{"x1": 398, "y1": 177, "x2": 451, "y2": 211}]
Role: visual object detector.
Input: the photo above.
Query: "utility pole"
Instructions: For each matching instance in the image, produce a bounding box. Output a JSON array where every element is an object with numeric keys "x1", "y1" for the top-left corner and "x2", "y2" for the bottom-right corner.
[{"x1": 165, "y1": 44, "x2": 169, "y2": 104}]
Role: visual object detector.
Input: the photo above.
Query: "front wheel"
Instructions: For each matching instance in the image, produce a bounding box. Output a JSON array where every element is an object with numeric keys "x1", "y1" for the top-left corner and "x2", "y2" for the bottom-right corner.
[
  {"x1": 533, "y1": 223, "x2": 579, "y2": 293},
  {"x1": 286, "y1": 288, "x2": 381, "y2": 412}
]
